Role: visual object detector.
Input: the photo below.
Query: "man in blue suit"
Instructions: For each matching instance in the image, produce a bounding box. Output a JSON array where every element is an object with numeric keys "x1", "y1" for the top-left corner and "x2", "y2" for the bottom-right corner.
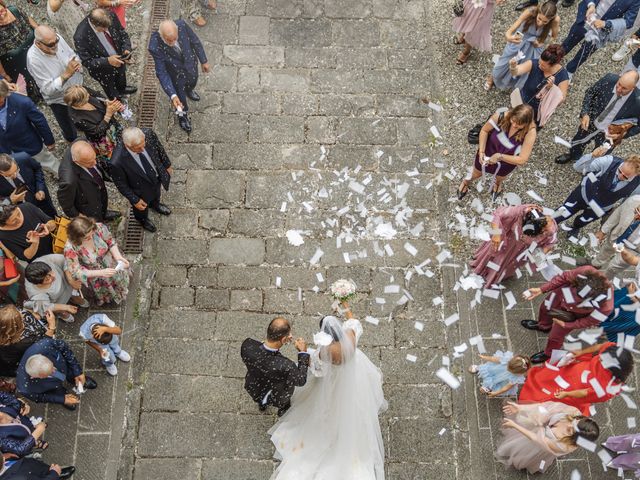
[
  {"x1": 148, "y1": 19, "x2": 210, "y2": 133},
  {"x1": 16, "y1": 338, "x2": 97, "y2": 411},
  {"x1": 0, "y1": 82, "x2": 59, "y2": 175},
  {"x1": 563, "y1": 0, "x2": 640, "y2": 75},
  {"x1": 0, "y1": 153, "x2": 56, "y2": 217}
]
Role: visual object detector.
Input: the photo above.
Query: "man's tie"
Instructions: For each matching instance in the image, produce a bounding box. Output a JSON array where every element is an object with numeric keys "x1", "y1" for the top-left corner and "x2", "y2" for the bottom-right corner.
[
  {"x1": 140, "y1": 151, "x2": 159, "y2": 181},
  {"x1": 104, "y1": 30, "x2": 117, "y2": 51},
  {"x1": 173, "y1": 44, "x2": 182, "y2": 57},
  {"x1": 88, "y1": 167, "x2": 105, "y2": 190},
  {"x1": 596, "y1": 95, "x2": 621, "y2": 124}
]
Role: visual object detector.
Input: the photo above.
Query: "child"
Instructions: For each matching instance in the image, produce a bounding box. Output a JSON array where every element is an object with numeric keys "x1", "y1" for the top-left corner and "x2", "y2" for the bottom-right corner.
[
  {"x1": 79, "y1": 313, "x2": 130, "y2": 376},
  {"x1": 468, "y1": 351, "x2": 530, "y2": 397}
]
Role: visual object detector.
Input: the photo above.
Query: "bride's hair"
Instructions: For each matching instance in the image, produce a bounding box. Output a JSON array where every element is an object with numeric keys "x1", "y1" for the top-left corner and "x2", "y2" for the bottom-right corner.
[{"x1": 319, "y1": 316, "x2": 341, "y2": 342}]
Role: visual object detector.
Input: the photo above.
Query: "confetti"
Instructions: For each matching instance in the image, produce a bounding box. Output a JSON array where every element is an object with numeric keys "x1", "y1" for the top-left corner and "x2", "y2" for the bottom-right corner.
[
  {"x1": 414, "y1": 321, "x2": 424, "y2": 331},
  {"x1": 436, "y1": 367, "x2": 460, "y2": 389},
  {"x1": 406, "y1": 354, "x2": 417, "y2": 363}
]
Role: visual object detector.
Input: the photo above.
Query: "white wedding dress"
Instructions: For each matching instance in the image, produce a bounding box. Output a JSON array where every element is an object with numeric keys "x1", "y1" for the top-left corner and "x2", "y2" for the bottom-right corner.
[{"x1": 268, "y1": 316, "x2": 387, "y2": 480}]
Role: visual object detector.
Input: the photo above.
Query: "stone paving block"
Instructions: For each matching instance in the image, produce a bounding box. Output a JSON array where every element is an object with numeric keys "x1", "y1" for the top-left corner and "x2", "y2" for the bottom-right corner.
[
  {"x1": 239, "y1": 15, "x2": 270, "y2": 45},
  {"x1": 166, "y1": 144, "x2": 213, "y2": 170},
  {"x1": 280, "y1": 144, "x2": 321, "y2": 168},
  {"x1": 336, "y1": 47, "x2": 387, "y2": 69},
  {"x1": 230, "y1": 289, "x2": 264, "y2": 310},
  {"x1": 325, "y1": 266, "x2": 372, "y2": 290},
  {"x1": 209, "y1": 238, "x2": 265, "y2": 265},
  {"x1": 217, "y1": 0, "x2": 247, "y2": 15},
  {"x1": 325, "y1": 0, "x2": 372, "y2": 18},
  {"x1": 202, "y1": 65, "x2": 238, "y2": 93},
  {"x1": 245, "y1": 173, "x2": 293, "y2": 208},
  {"x1": 235, "y1": 414, "x2": 277, "y2": 459},
  {"x1": 199, "y1": 209, "x2": 230, "y2": 233},
  {"x1": 157, "y1": 209, "x2": 201, "y2": 238},
  {"x1": 310, "y1": 69, "x2": 364, "y2": 94},
  {"x1": 336, "y1": 117, "x2": 397, "y2": 145},
  {"x1": 73, "y1": 433, "x2": 109, "y2": 480},
  {"x1": 159, "y1": 286, "x2": 195, "y2": 307},
  {"x1": 274, "y1": 266, "x2": 325, "y2": 290},
  {"x1": 264, "y1": 289, "x2": 304, "y2": 314},
  {"x1": 186, "y1": 170, "x2": 245, "y2": 208},
  {"x1": 198, "y1": 15, "x2": 239, "y2": 43},
  {"x1": 215, "y1": 311, "x2": 275, "y2": 341},
  {"x1": 270, "y1": 18, "x2": 332, "y2": 47},
  {"x1": 145, "y1": 338, "x2": 229, "y2": 374},
  {"x1": 376, "y1": 95, "x2": 430, "y2": 118},
  {"x1": 188, "y1": 114, "x2": 249, "y2": 144},
  {"x1": 380, "y1": 20, "x2": 428, "y2": 49},
  {"x1": 43, "y1": 403, "x2": 79, "y2": 467},
  {"x1": 248, "y1": 0, "x2": 303, "y2": 17},
  {"x1": 317, "y1": 94, "x2": 376, "y2": 116},
  {"x1": 218, "y1": 266, "x2": 273, "y2": 288},
  {"x1": 250, "y1": 115, "x2": 305, "y2": 143},
  {"x1": 229, "y1": 209, "x2": 285, "y2": 236},
  {"x1": 387, "y1": 48, "x2": 429, "y2": 69},
  {"x1": 224, "y1": 45, "x2": 285, "y2": 66},
  {"x1": 134, "y1": 459, "x2": 202, "y2": 480},
  {"x1": 388, "y1": 417, "x2": 452, "y2": 462},
  {"x1": 213, "y1": 143, "x2": 284, "y2": 170},
  {"x1": 195, "y1": 288, "x2": 231, "y2": 309},
  {"x1": 188, "y1": 266, "x2": 218, "y2": 287},
  {"x1": 380, "y1": 348, "x2": 434, "y2": 384},
  {"x1": 156, "y1": 239, "x2": 208, "y2": 265},
  {"x1": 385, "y1": 384, "x2": 451, "y2": 419},
  {"x1": 156, "y1": 266, "x2": 187, "y2": 286},
  {"x1": 305, "y1": 116, "x2": 335, "y2": 143},
  {"x1": 222, "y1": 93, "x2": 281, "y2": 115},
  {"x1": 279, "y1": 93, "x2": 317, "y2": 116},
  {"x1": 137, "y1": 412, "x2": 237, "y2": 457},
  {"x1": 148, "y1": 309, "x2": 217, "y2": 339},
  {"x1": 386, "y1": 462, "x2": 457, "y2": 479},
  {"x1": 77, "y1": 371, "x2": 115, "y2": 432},
  {"x1": 238, "y1": 66, "x2": 261, "y2": 91},
  {"x1": 201, "y1": 459, "x2": 274, "y2": 480},
  {"x1": 285, "y1": 47, "x2": 336, "y2": 69},
  {"x1": 332, "y1": 19, "x2": 380, "y2": 47}
]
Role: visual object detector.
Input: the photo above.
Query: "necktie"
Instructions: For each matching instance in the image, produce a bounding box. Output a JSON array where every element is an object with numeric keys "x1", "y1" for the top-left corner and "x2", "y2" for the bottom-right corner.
[
  {"x1": 173, "y1": 44, "x2": 182, "y2": 57},
  {"x1": 616, "y1": 220, "x2": 640, "y2": 244},
  {"x1": 88, "y1": 167, "x2": 105, "y2": 190},
  {"x1": 139, "y1": 151, "x2": 158, "y2": 181},
  {"x1": 596, "y1": 95, "x2": 621, "y2": 124},
  {"x1": 103, "y1": 30, "x2": 117, "y2": 51}
]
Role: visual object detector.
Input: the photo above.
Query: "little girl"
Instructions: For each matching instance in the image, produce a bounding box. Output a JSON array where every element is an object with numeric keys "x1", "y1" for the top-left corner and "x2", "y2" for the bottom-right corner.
[{"x1": 469, "y1": 351, "x2": 530, "y2": 397}]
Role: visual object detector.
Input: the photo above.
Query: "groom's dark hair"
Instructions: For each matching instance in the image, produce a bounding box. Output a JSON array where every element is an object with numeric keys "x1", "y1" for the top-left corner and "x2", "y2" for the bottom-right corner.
[{"x1": 267, "y1": 317, "x2": 290, "y2": 341}]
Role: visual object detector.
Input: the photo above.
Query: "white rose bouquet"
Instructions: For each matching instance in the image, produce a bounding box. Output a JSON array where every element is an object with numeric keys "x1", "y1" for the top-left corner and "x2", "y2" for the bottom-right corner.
[{"x1": 330, "y1": 279, "x2": 357, "y2": 302}]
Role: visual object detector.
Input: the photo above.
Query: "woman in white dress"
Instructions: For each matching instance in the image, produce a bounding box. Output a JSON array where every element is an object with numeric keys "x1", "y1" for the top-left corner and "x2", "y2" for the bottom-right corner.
[{"x1": 268, "y1": 304, "x2": 387, "y2": 480}]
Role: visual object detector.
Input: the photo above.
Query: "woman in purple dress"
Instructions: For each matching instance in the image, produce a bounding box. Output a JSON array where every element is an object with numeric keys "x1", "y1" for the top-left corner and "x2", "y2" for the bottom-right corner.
[
  {"x1": 604, "y1": 433, "x2": 640, "y2": 477},
  {"x1": 471, "y1": 204, "x2": 557, "y2": 288},
  {"x1": 458, "y1": 104, "x2": 536, "y2": 201}
]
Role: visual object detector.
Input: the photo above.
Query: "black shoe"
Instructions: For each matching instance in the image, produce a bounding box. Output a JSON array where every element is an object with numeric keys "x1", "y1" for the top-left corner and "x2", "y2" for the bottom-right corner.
[
  {"x1": 258, "y1": 404, "x2": 267, "y2": 412},
  {"x1": 63, "y1": 403, "x2": 77, "y2": 411},
  {"x1": 561, "y1": 0, "x2": 574, "y2": 6},
  {"x1": 84, "y1": 376, "x2": 97, "y2": 390},
  {"x1": 515, "y1": 0, "x2": 537, "y2": 11},
  {"x1": 152, "y1": 203, "x2": 171, "y2": 216},
  {"x1": 565, "y1": 228, "x2": 580, "y2": 239},
  {"x1": 277, "y1": 403, "x2": 291, "y2": 417},
  {"x1": 59, "y1": 466, "x2": 76, "y2": 479},
  {"x1": 122, "y1": 85, "x2": 137, "y2": 95},
  {"x1": 521, "y1": 319, "x2": 552, "y2": 333},
  {"x1": 554, "y1": 153, "x2": 575, "y2": 164},
  {"x1": 140, "y1": 218, "x2": 157, "y2": 233},
  {"x1": 104, "y1": 210, "x2": 121, "y2": 222},
  {"x1": 178, "y1": 115, "x2": 192, "y2": 133},
  {"x1": 186, "y1": 90, "x2": 200, "y2": 101},
  {"x1": 531, "y1": 351, "x2": 550, "y2": 364}
]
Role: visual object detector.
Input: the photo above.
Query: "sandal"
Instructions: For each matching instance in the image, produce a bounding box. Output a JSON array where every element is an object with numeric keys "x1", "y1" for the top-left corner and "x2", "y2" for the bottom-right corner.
[
  {"x1": 457, "y1": 179, "x2": 469, "y2": 200},
  {"x1": 27, "y1": 0, "x2": 40, "y2": 4},
  {"x1": 453, "y1": 34, "x2": 465, "y2": 45},
  {"x1": 456, "y1": 50, "x2": 470, "y2": 65},
  {"x1": 483, "y1": 76, "x2": 494, "y2": 91},
  {"x1": 479, "y1": 386, "x2": 491, "y2": 394},
  {"x1": 468, "y1": 364, "x2": 479, "y2": 374},
  {"x1": 491, "y1": 185, "x2": 503, "y2": 202},
  {"x1": 35, "y1": 440, "x2": 49, "y2": 451}
]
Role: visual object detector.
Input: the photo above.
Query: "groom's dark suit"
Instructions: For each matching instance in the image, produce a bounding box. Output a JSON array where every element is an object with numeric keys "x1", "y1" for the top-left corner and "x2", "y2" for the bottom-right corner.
[{"x1": 240, "y1": 338, "x2": 310, "y2": 413}]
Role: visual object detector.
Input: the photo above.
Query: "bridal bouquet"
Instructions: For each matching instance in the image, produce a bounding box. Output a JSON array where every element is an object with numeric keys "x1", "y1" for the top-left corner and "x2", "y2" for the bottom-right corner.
[{"x1": 330, "y1": 279, "x2": 357, "y2": 302}]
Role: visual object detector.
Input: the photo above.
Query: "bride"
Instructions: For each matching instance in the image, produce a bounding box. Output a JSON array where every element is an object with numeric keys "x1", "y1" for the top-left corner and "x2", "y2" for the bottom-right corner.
[{"x1": 268, "y1": 303, "x2": 387, "y2": 479}]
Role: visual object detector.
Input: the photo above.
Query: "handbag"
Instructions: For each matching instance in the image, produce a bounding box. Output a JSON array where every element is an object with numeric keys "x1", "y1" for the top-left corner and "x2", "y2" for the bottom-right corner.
[
  {"x1": 453, "y1": 0, "x2": 464, "y2": 17},
  {"x1": 52, "y1": 216, "x2": 71, "y2": 254},
  {"x1": 3, "y1": 257, "x2": 17, "y2": 279},
  {"x1": 548, "y1": 308, "x2": 576, "y2": 323},
  {"x1": 468, "y1": 111, "x2": 504, "y2": 145}
]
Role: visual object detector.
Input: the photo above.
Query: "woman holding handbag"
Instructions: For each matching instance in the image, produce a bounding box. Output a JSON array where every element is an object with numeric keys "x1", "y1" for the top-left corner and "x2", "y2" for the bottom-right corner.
[
  {"x1": 457, "y1": 104, "x2": 536, "y2": 201},
  {"x1": 0, "y1": 240, "x2": 23, "y2": 305},
  {"x1": 453, "y1": 0, "x2": 506, "y2": 65},
  {"x1": 0, "y1": 204, "x2": 55, "y2": 262}
]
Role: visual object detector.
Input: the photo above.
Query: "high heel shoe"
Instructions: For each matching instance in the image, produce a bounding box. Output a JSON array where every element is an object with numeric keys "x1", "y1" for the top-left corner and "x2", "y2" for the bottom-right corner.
[
  {"x1": 457, "y1": 180, "x2": 469, "y2": 200},
  {"x1": 491, "y1": 186, "x2": 503, "y2": 202}
]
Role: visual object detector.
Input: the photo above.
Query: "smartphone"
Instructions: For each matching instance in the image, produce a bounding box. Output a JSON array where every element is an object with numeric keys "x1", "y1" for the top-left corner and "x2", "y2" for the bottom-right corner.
[
  {"x1": 14, "y1": 185, "x2": 27, "y2": 195},
  {"x1": 120, "y1": 48, "x2": 135, "y2": 61},
  {"x1": 34, "y1": 223, "x2": 45, "y2": 234}
]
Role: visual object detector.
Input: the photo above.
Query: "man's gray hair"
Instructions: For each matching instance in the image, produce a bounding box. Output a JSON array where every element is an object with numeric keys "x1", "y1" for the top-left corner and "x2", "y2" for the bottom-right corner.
[
  {"x1": 25, "y1": 354, "x2": 54, "y2": 378},
  {"x1": 0, "y1": 154, "x2": 15, "y2": 173},
  {"x1": 122, "y1": 127, "x2": 145, "y2": 147}
]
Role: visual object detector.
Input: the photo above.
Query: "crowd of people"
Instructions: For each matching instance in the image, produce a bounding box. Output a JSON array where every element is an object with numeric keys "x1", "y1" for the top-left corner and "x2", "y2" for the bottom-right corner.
[
  {"x1": 0, "y1": 0, "x2": 214, "y2": 477},
  {"x1": 455, "y1": 0, "x2": 640, "y2": 476}
]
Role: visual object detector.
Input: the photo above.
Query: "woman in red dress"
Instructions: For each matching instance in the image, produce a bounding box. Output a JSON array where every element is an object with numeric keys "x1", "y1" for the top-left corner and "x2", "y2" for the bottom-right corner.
[{"x1": 518, "y1": 342, "x2": 633, "y2": 416}]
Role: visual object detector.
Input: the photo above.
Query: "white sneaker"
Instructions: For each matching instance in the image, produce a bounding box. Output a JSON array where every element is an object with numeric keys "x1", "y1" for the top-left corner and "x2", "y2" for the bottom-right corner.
[
  {"x1": 116, "y1": 350, "x2": 131, "y2": 362},
  {"x1": 105, "y1": 364, "x2": 118, "y2": 376},
  {"x1": 613, "y1": 43, "x2": 631, "y2": 62},
  {"x1": 59, "y1": 314, "x2": 74, "y2": 324}
]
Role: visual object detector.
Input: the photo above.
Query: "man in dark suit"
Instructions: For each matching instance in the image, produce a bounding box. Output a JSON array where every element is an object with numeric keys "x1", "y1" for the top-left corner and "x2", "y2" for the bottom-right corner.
[
  {"x1": 16, "y1": 337, "x2": 97, "y2": 411},
  {"x1": 556, "y1": 70, "x2": 640, "y2": 164},
  {"x1": 0, "y1": 153, "x2": 56, "y2": 217},
  {"x1": 240, "y1": 317, "x2": 309, "y2": 416},
  {"x1": 73, "y1": 7, "x2": 136, "y2": 99},
  {"x1": 110, "y1": 127, "x2": 172, "y2": 232},
  {"x1": 0, "y1": 455, "x2": 75, "y2": 479},
  {"x1": 148, "y1": 19, "x2": 210, "y2": 133},
  {"x1": 57, "y1": 140, "x2": 120, "y2": 222},
  {"x1": 562, "y1": 0, "x2": 640, "y2": 74},
  {"x1": 0, "y1": 82, "x2": 59, "y2": 175}
]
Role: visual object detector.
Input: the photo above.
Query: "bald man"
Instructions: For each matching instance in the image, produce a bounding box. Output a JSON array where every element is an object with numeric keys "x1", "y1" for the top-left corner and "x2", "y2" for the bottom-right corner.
[
  {"x1": 27, "y1": 26, "x2": 83, "y2": 142},
  {"x1": 556, "y1": 70, "x2": 640, "y2": 164},
  {"x1": 57, "y1": 141, "x2": 120, "y2": 221},
  {"x1": 148, "y1": 19, "x2": 210, "y2": 133}
]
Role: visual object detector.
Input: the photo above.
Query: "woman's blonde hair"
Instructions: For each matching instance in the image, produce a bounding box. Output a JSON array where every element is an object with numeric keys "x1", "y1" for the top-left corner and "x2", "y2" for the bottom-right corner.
[
  {"x1": 0, "y1": 305, "x2": 24, "y2": 346},
  {"x1": 63, "y1": 85, "x2": 90, "y2": 108},
  {"x1": 66, "y1": 215, "x2": 97, "y2": 245},
  {"x1": 499, "y1": 104, "x2": 535, "y2": 143}
]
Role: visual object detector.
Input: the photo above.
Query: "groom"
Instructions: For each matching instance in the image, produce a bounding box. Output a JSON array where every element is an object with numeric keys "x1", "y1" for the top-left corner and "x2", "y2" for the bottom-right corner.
[{"x1": 240, "y1": 317, "x2": 310, "y2": 416}]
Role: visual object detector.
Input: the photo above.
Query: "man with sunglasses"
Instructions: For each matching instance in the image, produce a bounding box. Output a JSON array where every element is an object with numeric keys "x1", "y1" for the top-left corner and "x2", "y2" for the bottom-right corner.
[{"x1": 27, "y1": 26, "x2": 83, "y2": 143}]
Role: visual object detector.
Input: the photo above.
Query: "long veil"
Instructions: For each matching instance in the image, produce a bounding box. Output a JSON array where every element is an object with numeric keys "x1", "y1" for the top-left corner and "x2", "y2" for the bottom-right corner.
[{"x1": 269, "y1": 315, "x2": 387, "y2": 480}]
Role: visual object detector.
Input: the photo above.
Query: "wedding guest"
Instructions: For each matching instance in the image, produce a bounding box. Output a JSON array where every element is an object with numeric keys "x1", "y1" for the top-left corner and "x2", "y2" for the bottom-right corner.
[
  {"x1": 592, "y1": 194, "x2": 640, "y2": 277},
  {"x1": 471, "y1": 204, "x2": 557, "y2": 287},
  {"x1": 453, "y1": 0, "x2": 506, "y2": 65},
  {"x1": 64, "y1": 86, "x2": 123, "y2": 163},
  {"x1": 27, "y1": 25, "x2": 83, "y2": 143},
  {"x1": 47, "y1": 0, "x2": 91, "y2": 47},
  {"x1": 79, "y1": 313, "x2": 130, "y2": 376},
  {"x1": 0, "y1": 239, "x2": 23, "y2": 305},
  {"x1": 185, "y1": 0, "x2": 216, "y2": 27},
  {"x1": 95, "y1": 0, "x2": 140, "y2": 28},
  {"x1": 0, "y1": 305, "x2": 55, "y2": 377},
  {"x1": 468, "y1": 351, "x2": 530, "y2": 397},
  {"x1": 603, "y1": 433, "x2": 640, "y2": 476},
  {"x1": 0, "y1": 391, "x2": 46, "y2": 456},
  {"x1": 557, "y1": 153, "x2": 640, "y2": 236},
  {"x1": 519, "y1": 342, "x2": 633, "y2": 414},
  {"x1": 0, "y1": 153, "x2": 56, "y2": 217},
  {"x1": 489, "y1": 2, "x2": 559, "y2": 90},
  {"x1": 601, "y1": 283, "x2": 640, "y2": 341},
  {"x1": 24, "y1": 254, "x2": 88, "y2": 323},
  {"x1": 240, "y1": 317, "x2": 309, "y2": 417},
  {"x1": 521, "y1": 266, "x2": 614, "y2": 364},
  {"x1": 0, "y1": 2, "x2": 40, "y2": 99},
  {"x1": 555, "y1": 70, "x2": 640, "y2": 164},
  {"x1": 0, "y1": 203, "x2": 55, "y2": 262},
  {"x1": 457, "y1": 104, "x2": 536, "y2": 201},
  {"x1": 16, "y1": 337, "x2": 97, "y2": 410},
  {"x1": 496, "y1": 401, "x2": 599, "y2": 474},
  {"x1": 64, "y1": 216, "x2": 130, "y2": 306},
  {"x1": 0, "y1": 456, "x2": 75, "y2": 480}
]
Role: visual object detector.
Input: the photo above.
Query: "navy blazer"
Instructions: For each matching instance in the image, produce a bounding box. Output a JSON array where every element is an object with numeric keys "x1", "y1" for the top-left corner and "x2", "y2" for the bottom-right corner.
[
  {"x1": 574, "y1": 0, "x2": 640, "y2": 30},
  {"x1": 74, "y1": 11, "x2": 131, "y2": 77},
  {"x1": 0, "y1": 152, "x2": 47, "y2": 203},
  {"x1": 16, "y1": 338, "x2": 83, "y2": 405},
  {"x1": 110, "y1": 127, "x2": 171, "y2": 205},
  {"x1": 0, "y1": 457, "x2": 59, "y2": 480},
  {"x1": 580, "y1": 73, "x2": 640, "y2": 138},
  {"x1": 148, "y1": 19, "x2": 207, "y2": 98},
  {"x1": 0, "y1": 94, "x2": 54, "y2": 157}
]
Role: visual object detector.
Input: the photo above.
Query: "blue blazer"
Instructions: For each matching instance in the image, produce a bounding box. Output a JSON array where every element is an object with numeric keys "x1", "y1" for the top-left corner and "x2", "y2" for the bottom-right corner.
[
  {"x1": 575, "y1": 0, "x2": 640, "y2": 30},
  {"x1": 148, "y1": 19, "x2": 207, "y2": 98},
  {"x1": 16, "y1": 338, "x2": 83, "y2": 405},
  {"x1": 0, "y1": 152, "x2": 46, "y2": 200},
  {"x1": 0, "y1": 94, "x2": 54, "y2": 157}
]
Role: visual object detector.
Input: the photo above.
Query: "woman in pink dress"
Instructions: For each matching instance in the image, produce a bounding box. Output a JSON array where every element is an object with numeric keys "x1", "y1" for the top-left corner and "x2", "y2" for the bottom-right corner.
[
  {"x1": 453, "y1": 0, "x2": 506, "y2": 65},
  {"x1": 471, "y1": 204, "x2": 557, "y2": 288}
]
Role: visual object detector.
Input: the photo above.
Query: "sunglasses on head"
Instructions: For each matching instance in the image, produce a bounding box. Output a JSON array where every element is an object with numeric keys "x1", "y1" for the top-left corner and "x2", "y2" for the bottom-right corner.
[{"x1": 39, "y1": 35, "x2": 60, "y2": 49}]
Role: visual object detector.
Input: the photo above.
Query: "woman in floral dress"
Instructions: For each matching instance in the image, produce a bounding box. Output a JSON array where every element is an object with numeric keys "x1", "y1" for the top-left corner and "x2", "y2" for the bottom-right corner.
[{"x1": 63, "y1": 216, "x2": 130, "y2": 306}]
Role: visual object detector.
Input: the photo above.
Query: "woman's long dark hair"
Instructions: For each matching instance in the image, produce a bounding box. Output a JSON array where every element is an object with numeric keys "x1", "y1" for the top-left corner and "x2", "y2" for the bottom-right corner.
[
  {"x1": 602, "y1": 345, "x2": 634, "y2": 383},
  {"x1": 522, "y1": 208, "x2": 547, "y2": 237},
  {"x1": 570, "y1": 271, "x2": 610, "y2": 299},
  {"x1": 522, "y1": 1, "x2": 558, "y2": 44}
]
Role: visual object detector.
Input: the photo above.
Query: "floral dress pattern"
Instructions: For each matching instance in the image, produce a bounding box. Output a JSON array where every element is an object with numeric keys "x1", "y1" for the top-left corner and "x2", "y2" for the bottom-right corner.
[{"x1": 63, "y1": 223, "x2": 129, "y2": 305}]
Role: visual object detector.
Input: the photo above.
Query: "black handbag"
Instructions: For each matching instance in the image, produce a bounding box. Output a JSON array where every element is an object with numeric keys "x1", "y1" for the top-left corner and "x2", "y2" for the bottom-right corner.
[
  {"x1": 468, "y1": 111, "x2": 504, "y2": 145},
  {"x1": 453, "y1": 0, "x2": 464, "y2": 17}
]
